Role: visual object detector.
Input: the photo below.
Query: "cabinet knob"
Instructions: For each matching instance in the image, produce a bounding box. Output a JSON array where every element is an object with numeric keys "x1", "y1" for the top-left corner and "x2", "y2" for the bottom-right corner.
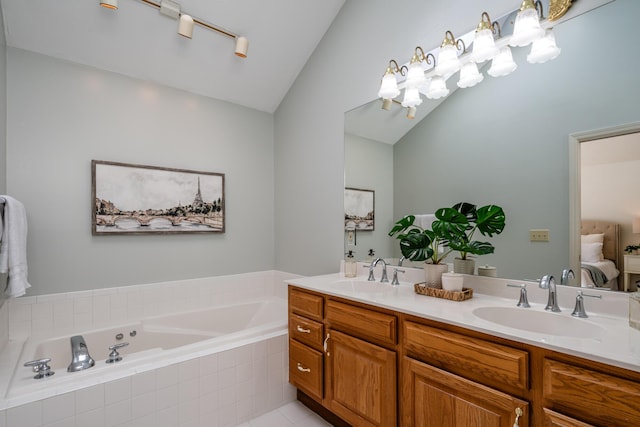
[
  {"x1": 513, "y1": 407, "x2": 523, "y2": 427},
  {"x1": 296, "y1": 325, "x2": 311, "y2": 334},
  {"x1": 296, "y1": 363, "x2": 311, "y2": 373}
]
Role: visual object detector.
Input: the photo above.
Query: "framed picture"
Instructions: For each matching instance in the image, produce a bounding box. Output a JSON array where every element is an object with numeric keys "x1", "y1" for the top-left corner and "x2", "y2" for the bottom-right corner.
[
  {"x1": 92, "y1": 160, "x2": 225, "y2": 235},
  {"x1": 344, "y1": 187, "x2": 374, "y2": 231}
]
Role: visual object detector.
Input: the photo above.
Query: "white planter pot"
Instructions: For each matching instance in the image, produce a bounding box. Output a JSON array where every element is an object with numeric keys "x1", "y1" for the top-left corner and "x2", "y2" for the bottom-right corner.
[
  {"x1": 424, "y1": 263, "x2": 448, "y2": 288},
  {"x1": 453, "y1": 258, "x2": 475, "y2": 275},
  {"x1": 441, "y1": 272, "x2": 464, "y2": 292}
]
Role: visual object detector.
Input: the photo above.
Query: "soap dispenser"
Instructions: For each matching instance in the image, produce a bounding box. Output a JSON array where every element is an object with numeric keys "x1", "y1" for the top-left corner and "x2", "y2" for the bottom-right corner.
[{"x1": 344, "y1": 250, "x2": 357, "y2": 278}]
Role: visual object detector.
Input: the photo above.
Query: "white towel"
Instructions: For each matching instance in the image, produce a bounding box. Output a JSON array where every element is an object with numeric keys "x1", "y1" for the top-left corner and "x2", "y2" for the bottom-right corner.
[
  {"x1": 414, "y1": 214, "x2": 436, "y2": 230},
  {"x1": 0, "y1": 196, "x2": 32, "y2": 297}
]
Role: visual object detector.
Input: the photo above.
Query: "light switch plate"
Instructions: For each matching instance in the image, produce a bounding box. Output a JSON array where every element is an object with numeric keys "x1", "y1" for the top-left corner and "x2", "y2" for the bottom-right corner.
[{"x1": 530, "y1": 229, "x2": 550, "y2": 242}]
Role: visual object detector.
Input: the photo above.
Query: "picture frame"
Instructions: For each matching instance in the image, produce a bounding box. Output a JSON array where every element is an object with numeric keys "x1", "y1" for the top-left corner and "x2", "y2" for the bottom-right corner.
[
  {"x1": 92, "y1": 160, "x2": 225, "y2": 235},
  {"x1": 344, "y1": 187, "x2": 374, "y2": 231}
]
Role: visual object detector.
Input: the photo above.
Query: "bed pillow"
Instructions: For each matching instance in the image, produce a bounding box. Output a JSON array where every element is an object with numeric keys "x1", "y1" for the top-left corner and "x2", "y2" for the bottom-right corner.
[
  {"x1": 582, "y1": 242, "x2": 604, "y2": 263},
  {"x1": 581, "y1": 233, "x2": 605, "y2": 244}
]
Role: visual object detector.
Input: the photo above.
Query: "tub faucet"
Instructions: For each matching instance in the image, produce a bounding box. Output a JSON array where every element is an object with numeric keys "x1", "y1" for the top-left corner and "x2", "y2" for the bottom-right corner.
[
  {"x1": 67, "y1": 335, "x2": 95, "y2": 372},
  {"x1": 561, "y1": 268, "x2": 575, "y2": 286},
  {"x1": 368, "y1": 258, "x2": 389, "y2": 283},
  {"x1": 539, "y1": 274, "x2": 561, "y2": 312}
]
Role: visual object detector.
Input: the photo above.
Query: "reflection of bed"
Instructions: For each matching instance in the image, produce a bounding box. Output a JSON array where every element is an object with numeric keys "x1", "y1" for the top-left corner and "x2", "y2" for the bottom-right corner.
[{"x1": 580, "y1": 220, "x2": 621, "y2": 290}]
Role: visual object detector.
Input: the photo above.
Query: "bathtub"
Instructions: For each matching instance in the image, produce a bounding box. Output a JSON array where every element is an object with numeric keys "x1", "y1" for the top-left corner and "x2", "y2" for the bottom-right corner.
[{"x1": 6, "y1": 297, "x2": 288, "y2": 405}]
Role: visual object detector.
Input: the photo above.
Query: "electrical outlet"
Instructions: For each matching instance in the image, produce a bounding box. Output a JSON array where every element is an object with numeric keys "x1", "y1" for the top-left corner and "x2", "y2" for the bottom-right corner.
[
  {"x1": 346, "y1": 230, "x2": 356, "y2": 246},
  {"x1": 530, "y1": 229, "x2": 549, "y2": 242}
]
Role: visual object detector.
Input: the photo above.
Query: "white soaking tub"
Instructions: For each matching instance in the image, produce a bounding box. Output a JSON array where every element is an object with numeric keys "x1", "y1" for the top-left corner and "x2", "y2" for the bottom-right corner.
[{"x1": 6, "y1": 297, "x2": 288, "y2": 404}]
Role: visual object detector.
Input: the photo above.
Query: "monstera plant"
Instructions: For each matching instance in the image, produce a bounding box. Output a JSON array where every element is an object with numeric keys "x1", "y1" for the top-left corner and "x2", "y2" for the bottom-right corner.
[{"x1": 432, "y1": 202, "x2": 506, "y2": 273}]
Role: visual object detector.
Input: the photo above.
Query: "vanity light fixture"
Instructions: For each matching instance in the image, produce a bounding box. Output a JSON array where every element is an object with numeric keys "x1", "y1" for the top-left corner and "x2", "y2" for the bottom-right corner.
[
  {"x1": 377, "y1": 0, "x2": 568, "y2": 118},
  {"x1": 509, "y1": 0, "x2": 545, "y2": 47},
  {"x1": 100, "y1": 0, "x2": 118, "y2": 9},
  {"x1": 435, "y1": 31, "x2": 465, "y2": 76},
  {"x1": 99, "y1": 0, "x2": 249, "y2": 58},
  {"x1": 377, "y1": 60, "x2": 407, "y2": 111}
]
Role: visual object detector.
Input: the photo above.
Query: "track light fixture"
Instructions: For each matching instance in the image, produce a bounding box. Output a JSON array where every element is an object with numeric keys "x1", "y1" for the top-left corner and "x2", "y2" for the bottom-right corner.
[
  {"x1": 100, "y1": 0, "x2": 118, "y2": 10},
  {"x1": 99, "y1": 0, "x2": 249, "y2": 58},
  {"x1": 178, "y1": 13, "x2": 194, "y2": 38},
  {"x1": 377, "y1": 0, "x2": 571, "y2": 118}
]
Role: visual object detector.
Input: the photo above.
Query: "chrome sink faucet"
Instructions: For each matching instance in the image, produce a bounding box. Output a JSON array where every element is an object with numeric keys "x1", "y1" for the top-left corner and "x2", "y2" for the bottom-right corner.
[
  {"x1": 539, "y1": 274, "x2": 561, "y2": 312},
  {"x1": 67, "y1": 335, "x2": 95, "y2": 372},
  {"x1": 368, "y1": 258, "x2": 389, "y2": 283},
  {"x1": 561, "y1": 268, "x2": 575, "y2": 286}
]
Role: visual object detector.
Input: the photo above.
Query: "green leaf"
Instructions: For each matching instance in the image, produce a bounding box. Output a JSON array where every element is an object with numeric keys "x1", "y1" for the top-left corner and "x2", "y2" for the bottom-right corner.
[
  {"x1": 398, "y1": 229, "x2": 434, "y2": 261},
  {"x1": 475, "y1": 205, "x2": 506, "y2": 237},
  {"x1": 388, "y1": 215, "x2": 416, "y2": 237}
]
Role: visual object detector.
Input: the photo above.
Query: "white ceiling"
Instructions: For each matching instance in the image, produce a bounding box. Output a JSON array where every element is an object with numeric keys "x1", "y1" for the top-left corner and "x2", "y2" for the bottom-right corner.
[{"x1": 0, "y1": 0, "x2": 345, "y2": 113}]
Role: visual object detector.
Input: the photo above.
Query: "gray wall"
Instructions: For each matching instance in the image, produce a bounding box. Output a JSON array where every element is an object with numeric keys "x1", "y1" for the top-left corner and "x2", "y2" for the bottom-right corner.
[
  {"x1": 275, "y1": 0, "x2": 638, "y2": 278},
  {"x1": 6, "y1": 48, "x2": 275, "y2": 295},
  {"x1": 0, "y1": 3, "x2": 6, "y2": 195},
  {"x1": 344, "y1": 133, "x2": 394, "y2": 262}
]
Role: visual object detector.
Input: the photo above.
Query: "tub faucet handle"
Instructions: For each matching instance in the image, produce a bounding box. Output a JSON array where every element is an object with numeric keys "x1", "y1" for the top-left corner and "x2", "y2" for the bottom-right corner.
[
  {"x1": 106, "y1": 342, "x2": 129, "y2": 364},
  {"x1": 24, "y1": 358, "x2": 55, "y2": 379}
]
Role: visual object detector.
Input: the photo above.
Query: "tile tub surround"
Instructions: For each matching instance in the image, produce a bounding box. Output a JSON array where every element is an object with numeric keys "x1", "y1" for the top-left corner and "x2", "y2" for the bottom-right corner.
[{"x1": 0, "y1": 270, "x2": 300, "y2": 426}]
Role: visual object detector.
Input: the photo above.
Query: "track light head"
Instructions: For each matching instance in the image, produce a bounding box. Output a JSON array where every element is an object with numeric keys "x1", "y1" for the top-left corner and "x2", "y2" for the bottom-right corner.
[
  {"x1": 235, "y1": 36, "x2": 249, "y2": 58},
  {"x1": 100, "y1": 0, "x2": 118, "y2": 10},
  {"x1": 178, "y1": 14, "x2": 194, "y2": 39}
]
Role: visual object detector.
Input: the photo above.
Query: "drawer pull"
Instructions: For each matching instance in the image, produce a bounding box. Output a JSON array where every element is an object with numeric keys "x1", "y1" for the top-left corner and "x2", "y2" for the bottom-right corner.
[
  {"x1": 324, "y1": 333, "x2": 330, "y2": 356},
  {"x1": 296, "y1": 363, "x2": 311, "y2": 373},
  {"x1": 296, "y1": 325, "x2": 311, "y2": 334},
  {"x1": 513, "y1": 407, "x2": 523, "y2": 427}
]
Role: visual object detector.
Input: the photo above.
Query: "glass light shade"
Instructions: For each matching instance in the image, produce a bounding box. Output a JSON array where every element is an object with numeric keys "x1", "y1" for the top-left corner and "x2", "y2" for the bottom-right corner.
[
  {"x1": 471, "y1": 28, "x2": 499, "y2": 63},
  {"x1": 377, "y1": 73, "x2": 400, "y2": 99},
  {"x1": 435, "y1": 44, "x2": 461, "y2": 76},
  {"x1": 100, "y1": 0, "x2": 118, "y2": 9},
  {"x1": 425, "y1": 76, "x2": 449, "y2": 99},
  {"x1": 509, "y1": 7, "x2": 544, "y2": 47},
  {"x1": 527, "y1": 29, "x2": 561, "y2": 64},
  {"x1": 405, "y1": 61, "x2": 427, "y2": 90},
  {"x1": 488, "y1": 46, "x2": 517, "y2": 77},
  {"x1": 401, "y1": 86, "x2": 422, "y2": 108},
  {"x1": 406, "y1": 106, "x2": 417, "y2": 119},
  {"x1": 457, "y1": 62, "x2": 484, "y2": 88}
]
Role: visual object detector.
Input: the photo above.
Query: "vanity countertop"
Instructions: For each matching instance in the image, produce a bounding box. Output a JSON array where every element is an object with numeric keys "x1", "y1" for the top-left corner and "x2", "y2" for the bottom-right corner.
[{"x1": 287, "y1": 271, "x2": 640, "y2": 373}]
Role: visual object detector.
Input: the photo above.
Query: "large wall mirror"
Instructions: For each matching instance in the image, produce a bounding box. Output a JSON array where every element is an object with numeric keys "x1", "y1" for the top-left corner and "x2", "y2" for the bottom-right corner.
[{"x1": 344, "y1": 0, "x2": 640, "y2": 290}]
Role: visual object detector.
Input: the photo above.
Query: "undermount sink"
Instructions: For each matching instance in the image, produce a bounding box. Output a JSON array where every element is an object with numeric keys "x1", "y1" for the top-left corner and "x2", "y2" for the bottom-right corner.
[
  {"x1": 331, "y1": 279, "x2": 396, "y2": 294},
  {"x1": 472, "y1": 306, "x2": 604, "y2": 339}
]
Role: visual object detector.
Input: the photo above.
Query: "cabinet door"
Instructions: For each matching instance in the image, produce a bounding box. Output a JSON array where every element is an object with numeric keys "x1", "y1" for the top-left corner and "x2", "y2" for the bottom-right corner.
[
  {"x1": 542, "y1": 408, "x2": 594, "y2": 427},
  {"x1": 402, "y1": 356, "x2": 529, "y2": 427},
  {"x1": 325, "y1": 329, "x2": 397, "y2": 427}
]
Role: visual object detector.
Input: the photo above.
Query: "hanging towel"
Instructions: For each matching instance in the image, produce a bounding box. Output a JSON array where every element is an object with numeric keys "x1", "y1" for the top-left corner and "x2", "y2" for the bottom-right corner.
[
  {"x1": 0, "y1": 196, "x2": 32, "y2": 297},
  {"x1": 414, "y1": 214, "x2": 436, "y2": 230}
]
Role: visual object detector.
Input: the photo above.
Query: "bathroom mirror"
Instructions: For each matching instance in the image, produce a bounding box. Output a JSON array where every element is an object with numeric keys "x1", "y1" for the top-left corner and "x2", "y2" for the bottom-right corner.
[{"x1": 343, "y1": 0, "x2": 639, "y2": 289}]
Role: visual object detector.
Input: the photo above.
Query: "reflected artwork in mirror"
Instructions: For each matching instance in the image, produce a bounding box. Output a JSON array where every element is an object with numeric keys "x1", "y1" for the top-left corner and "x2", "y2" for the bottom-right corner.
[{"x1": 343, "y1": 0, "x2": 640, "y2": 291}]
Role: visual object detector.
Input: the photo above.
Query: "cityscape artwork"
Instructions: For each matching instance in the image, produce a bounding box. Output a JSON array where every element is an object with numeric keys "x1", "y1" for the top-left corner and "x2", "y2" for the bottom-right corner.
[
  {"x1": 92, "y1": 160, "x2": 225, "y2": 235},
  {"x1": 345, "y1": 187, "x2": 374, "y2": 231}
]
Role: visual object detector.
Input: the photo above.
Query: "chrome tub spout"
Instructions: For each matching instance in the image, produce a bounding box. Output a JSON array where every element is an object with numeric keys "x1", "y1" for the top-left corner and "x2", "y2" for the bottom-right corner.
[{"x1": 67, "y1": 335, "x2": 95, "y2": 372}]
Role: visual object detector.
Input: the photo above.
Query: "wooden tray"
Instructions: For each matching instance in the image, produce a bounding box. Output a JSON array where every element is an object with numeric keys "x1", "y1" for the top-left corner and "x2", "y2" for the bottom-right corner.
[{"x1": 414, "y1": 283, "x2": 473, "y2": 301}]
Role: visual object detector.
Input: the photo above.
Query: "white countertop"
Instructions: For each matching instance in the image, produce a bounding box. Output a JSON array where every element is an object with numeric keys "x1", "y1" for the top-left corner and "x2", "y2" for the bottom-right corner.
[{"x1": 287, "y1": 269, "x2": 640, "y2": 373}]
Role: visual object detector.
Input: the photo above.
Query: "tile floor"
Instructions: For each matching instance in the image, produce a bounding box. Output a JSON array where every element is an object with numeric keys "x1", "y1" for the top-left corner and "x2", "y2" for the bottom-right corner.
[{"x1": 239, "y1": 401, "x2": 332, "y2": 427}]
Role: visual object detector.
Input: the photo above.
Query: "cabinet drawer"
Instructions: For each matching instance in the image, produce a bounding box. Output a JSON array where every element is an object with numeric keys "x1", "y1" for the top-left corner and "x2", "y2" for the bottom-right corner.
[
  {"x1": 289, "y1": 288, "x2": 323, "y2": 321},
  {"x1": 403, "y1": 321, "x2": 529, "y2": 395},
  {"x1": 543, "y1": 358, "x2": 640, "y2": 426},
  {"x1": 542, "y1": 408, "x2": 594, "y2": 427},
  {"x1": 326, "y1": 300, "x2": 396, "y2": 348},
  {"x1": 289, "y1": 339, "x2": 323, "y2": 402},
  {"x1": 289, "y1": 313, "x2": 324, "y2": 351},
  {"x1": 626, "y1": 255, "x2": 640, "y2": 271}
]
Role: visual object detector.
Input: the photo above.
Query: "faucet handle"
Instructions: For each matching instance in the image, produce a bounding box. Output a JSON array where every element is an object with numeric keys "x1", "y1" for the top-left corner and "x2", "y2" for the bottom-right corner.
[
  {"x1": 391, "y1": 268, "x2": 405, "y2": 286},
  {"x1": 571, "y1": 291, "x2": 602, "y2": 318},
  {"x1": 24, "y1": 358, "x2": 55, "y2": 379},
  {"x1": 507, "y1": 283, "x2": 531, "y2": 308},
  {"x1": 106, "y1": 342, "x2": 129, "y2": 364}
]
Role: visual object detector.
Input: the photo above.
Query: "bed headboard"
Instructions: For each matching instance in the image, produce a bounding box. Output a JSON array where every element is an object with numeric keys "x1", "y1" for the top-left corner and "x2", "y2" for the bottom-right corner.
[{"x1": 580, "y1": 220, "x2": 621, "y2": 269}]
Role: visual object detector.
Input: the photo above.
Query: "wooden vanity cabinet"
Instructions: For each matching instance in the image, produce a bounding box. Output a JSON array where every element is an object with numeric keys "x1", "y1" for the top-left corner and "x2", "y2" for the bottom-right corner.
[
  {"x1": 401, "y1": 317, "x2": 530, "y2": 427},
  {"x1": 288, "y1": 286, "x2": 399, "y2": 427}
]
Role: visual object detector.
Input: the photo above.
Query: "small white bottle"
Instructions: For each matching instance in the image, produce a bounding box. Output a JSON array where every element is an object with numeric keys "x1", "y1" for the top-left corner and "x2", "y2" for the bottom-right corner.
[{"x1": 344, "y1": 251, "x2": 357, "y2": 278}]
